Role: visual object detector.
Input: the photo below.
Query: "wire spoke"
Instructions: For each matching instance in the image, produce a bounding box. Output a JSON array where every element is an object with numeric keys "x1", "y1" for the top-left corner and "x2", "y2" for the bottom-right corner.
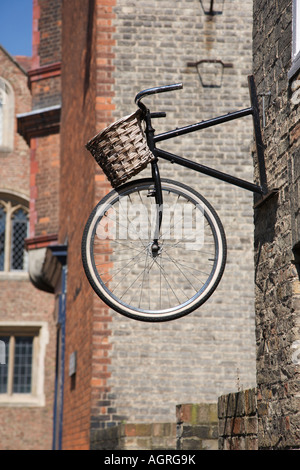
[
  {"x1": 162, "y1": 250, "x2": 213, "y2": 278},
  {"x1": 119, "y1": 258, "x2": 155, "y2": 301},
  {"x1": 161, "y1": 249, "x2": 199, "y2": 293},
  {"x1": 138, "y1": 248, "x2": 151, "y2": 308},
  {"x1": 99, "y1": 247, "x2": 146, "y2": 286},
  {"x1": 118, "y1": 193, "x2": 149, "y2": 249},
  {"x1": 94, "y1": 237, "x2": 145, "y2": 254},
  {"x1": 152, "y1": 256, "x2": 188, "y2": 303}
]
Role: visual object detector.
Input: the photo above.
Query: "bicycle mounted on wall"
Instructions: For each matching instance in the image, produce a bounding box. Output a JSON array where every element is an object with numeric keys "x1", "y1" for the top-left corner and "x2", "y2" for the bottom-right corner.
[{"x1": 82, "y1": 75, "x2": 275, "y2": 322}]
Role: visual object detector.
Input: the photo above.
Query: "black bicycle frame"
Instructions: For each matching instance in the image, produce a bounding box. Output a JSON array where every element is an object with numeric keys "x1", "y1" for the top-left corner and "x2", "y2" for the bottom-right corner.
[
  {"x1": 138, "y1": 75, "x2": 274, "y2": 250},
  {"x1": 145, "y1": 75, "x2": 268, "y2": 198}
]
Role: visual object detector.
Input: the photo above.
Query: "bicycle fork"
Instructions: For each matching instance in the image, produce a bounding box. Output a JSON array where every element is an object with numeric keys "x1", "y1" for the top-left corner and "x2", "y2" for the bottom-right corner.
[
  {"x1": 144, "y1": 111, "x2": 163, "y2": 256},
  {"x1": 150, "y1": 161, "x2": 163, "y2": 255}
]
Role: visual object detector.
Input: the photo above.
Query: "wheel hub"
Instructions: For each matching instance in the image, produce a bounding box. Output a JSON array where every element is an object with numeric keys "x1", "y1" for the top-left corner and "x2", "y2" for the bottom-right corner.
[{"x1": 149, "y1": 241, "x2": 162, "y2": 257}]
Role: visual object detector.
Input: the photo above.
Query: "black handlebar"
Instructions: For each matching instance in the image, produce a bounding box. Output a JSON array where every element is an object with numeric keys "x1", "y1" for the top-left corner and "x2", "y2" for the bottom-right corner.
[{"x1": 135, "y1": 83, "x2": 183, "y2": 107}]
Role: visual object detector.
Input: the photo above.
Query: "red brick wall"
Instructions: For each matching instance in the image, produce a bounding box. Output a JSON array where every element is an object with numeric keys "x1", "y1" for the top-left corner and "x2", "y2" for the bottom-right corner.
[
  {"x1": 38, "y1": 0, "x2": 62, "y2": 67},
  {"x1": 30, "y1": 72, "x2": 61, "y2": 110},
  {"x1": 28, "y1": 0, "x2": 61, "y2": 239},
  {"x1": 0, "y1": 281, "x2": 56, "y2": 450},
  {"x1": 0, "y1": 49, "x2": 31, "y2": 195},
  {"x1": 90, "y1": 0, "x2": 116, "y2": 435},
  {"x1": 31, "y1": 0, "x2": 61, "y2": 109},
  {"x1": 32, "y1": 0, "x2": 40, "y2": 69},
  {"x1": 29, "y1": 135, "x2": 60, "y2": 238},
  {"x1": 95, "y1": 0, "x2": 116, "y2": 131},
  {"x1": 32, "y1": 0, "x2": 61, "y2": 69},
  {"x1": 59, "y1": 0, "x2": 98, "y2": 450},
  {"x1": 0, "y1": 48, "x2": 56, "y2": 450},
  {"x1": 60, "y1": 0, "x2": 117, "y2": 449}
]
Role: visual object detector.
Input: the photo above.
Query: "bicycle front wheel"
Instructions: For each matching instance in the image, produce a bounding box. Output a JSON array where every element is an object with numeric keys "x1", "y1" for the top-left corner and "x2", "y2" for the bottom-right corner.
[{"x1": 82, "y1": 178, "x2": 226, "y2": 322}]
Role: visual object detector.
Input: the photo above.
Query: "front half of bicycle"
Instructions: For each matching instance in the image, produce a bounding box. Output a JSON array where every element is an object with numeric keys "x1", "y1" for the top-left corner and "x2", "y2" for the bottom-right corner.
[{"x1": 82, "y1": 178, "x2": 226, "y2": 322}]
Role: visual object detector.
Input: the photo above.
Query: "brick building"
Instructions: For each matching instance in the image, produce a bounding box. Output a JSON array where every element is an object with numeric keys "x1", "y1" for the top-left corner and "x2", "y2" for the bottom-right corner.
[
  {"x1": 252, "y1": 0, "x2": 300, "y2": 450},
  {"x1": 2, "y1": 0, "x2": 299, "y2": 451},
  {"x1": 15, "y1": 0, "x2": 63, "y2": 450},
  {"x1": 47, "y1": 0, "x2": 256, "y2": 450},
  {"x1": 219, "y1": 0, "x2": 300, "y2": 451},
  {"x1": 15, "y1": 0, "x2": 257, "y2": 450},
  {"x1": 0, "y1": 44, "x2": 56, "y2": 450}
]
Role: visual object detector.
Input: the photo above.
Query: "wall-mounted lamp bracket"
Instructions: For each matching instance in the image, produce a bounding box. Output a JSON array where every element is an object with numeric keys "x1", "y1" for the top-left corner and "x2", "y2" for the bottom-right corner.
[
  {"x1": 199, "y1": 0, "x2": 225, "y2": 15},
  {"x1": 187, "y1": 59, "x2": 233, "y2": 68}
]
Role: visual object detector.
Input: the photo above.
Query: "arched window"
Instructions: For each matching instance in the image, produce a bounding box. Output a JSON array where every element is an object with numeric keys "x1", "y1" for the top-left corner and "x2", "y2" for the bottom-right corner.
[
  {"x1": 0, "y1": 196, "x2": 29, "y2": 272},
  {"x1": 0, "y1": 77, "x2": 14, "y2": 151}
]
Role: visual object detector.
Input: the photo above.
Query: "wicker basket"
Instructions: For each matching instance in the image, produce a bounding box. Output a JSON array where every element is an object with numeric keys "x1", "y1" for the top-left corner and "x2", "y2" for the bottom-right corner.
[{"x1": 86, "y1": 110, "x2": 154, "y2": 187}]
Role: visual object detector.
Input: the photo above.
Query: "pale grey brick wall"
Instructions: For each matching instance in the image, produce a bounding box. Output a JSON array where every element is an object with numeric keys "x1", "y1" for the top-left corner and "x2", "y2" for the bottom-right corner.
[{"x1": 108, "y1": 0, "x2": 256, "y2": 424}]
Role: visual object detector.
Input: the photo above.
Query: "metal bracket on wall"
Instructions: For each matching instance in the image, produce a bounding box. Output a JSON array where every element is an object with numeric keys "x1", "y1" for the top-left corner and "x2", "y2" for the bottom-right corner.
[
  {"x1": 248, "y1": 78, "x2": 278, "y2": 207},
  {"x1": 253, "y1": 188, "x2": 279, "y2": 209},
  {"x1": 199, "y1": 0, "x2": 225, "y2": 15},
  {"x1": 258, "y1": 92, "x2": 271, "y2": 128},
  {"x1": 153, "y1": 75, "x2": 278, "y2": 207}
]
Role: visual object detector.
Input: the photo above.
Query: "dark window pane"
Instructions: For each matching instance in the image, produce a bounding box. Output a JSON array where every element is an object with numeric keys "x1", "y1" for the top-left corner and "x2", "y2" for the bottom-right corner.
[
  {"x1": 13, "y1": 336, "x2": 33, "y2": 393},
  {"x1": 11, "y1": 209, "x2": 28, "y2": 271},
  {"x1": 0, "y1": 206, "x2": 5, "y2": 271},
  {"x1": 0, "y1": 336, "x2": 9, "y2": 393}
]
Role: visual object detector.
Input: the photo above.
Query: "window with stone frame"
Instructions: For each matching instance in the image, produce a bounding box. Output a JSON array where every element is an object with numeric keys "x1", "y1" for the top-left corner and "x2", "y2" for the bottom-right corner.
[
  {"x1": 0, "y1": 196, "x2": 29, "y2": 273},
  {"x1": 0, "y1": 324, "x2": 48, "y2": 406},
  {"x1": 0, "y1": 77, "x2": 14, "y2": 151},
  {"x1": 0, "y1": 333, "x2": 34, "y2": 395}
]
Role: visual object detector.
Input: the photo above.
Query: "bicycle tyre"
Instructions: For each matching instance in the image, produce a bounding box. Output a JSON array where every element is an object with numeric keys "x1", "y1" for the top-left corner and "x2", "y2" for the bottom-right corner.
[{"x1": 82, "y1": 178, "x2": 226, "y2": 322}]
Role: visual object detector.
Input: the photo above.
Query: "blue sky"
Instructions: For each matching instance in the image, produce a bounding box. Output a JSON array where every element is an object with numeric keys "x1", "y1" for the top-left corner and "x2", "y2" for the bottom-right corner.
[{"x1": 0, "y1": 0, "x2": 33, "y2": 57}]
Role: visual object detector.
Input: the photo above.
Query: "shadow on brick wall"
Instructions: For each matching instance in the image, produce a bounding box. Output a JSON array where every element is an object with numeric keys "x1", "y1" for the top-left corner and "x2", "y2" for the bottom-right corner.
[{"x1": 218, "y1": 388, "x2": 258, "y2": 450}]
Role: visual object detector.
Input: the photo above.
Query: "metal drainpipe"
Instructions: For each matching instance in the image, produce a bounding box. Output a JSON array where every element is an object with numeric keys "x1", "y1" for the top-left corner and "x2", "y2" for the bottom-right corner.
[{"x1": 51, "y1": 250, "x2": 67, "y2": 450}]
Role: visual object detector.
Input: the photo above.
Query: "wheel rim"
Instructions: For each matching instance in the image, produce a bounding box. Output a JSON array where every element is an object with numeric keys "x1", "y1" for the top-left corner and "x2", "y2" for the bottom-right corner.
[{"x1": 84, "y1": 180, "x2": 225, "y2": 320}]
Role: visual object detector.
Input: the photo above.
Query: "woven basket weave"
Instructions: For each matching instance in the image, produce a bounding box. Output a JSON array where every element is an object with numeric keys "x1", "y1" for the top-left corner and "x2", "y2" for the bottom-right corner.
[{"x1": 86, "y1": 110, "x2": 154, "y2": 187}]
